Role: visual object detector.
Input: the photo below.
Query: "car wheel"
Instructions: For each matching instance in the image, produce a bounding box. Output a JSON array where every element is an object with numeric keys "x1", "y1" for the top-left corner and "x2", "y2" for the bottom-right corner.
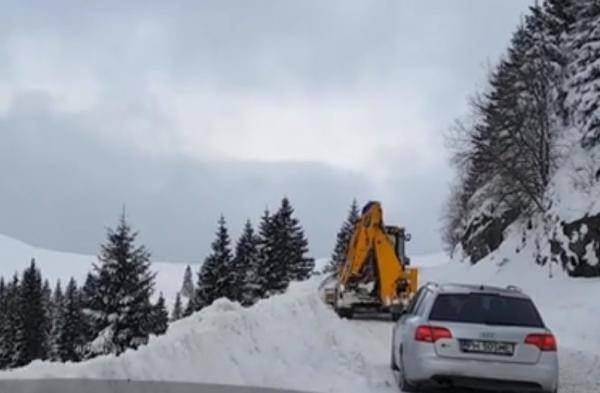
[{"x1": 397, "y1": 348, "x2": 418, "y2": 392}]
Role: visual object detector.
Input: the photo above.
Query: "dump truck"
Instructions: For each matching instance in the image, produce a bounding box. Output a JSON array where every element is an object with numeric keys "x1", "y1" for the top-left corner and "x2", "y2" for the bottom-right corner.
[{"x1": 334, "y1": 201, "x2": 418, "y2": 320}]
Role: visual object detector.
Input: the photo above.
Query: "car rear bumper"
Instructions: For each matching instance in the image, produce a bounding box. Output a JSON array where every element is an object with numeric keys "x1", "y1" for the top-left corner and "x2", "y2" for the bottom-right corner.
[{"x1": 407, "y1": 351, "x2": 558, "y2": 392}]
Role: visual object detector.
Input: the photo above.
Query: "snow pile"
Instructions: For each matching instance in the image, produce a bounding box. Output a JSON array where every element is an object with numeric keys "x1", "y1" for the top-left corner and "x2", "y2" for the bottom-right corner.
[
  {"x1": 0, "y1": 245, "x2": 598, "y2": 392},
  {"x1": 0, "y1": 278, "x2": 397, "y2": 393},
  {"x1": 0, "y1": 234, "x2": 196, "y2": 307}
]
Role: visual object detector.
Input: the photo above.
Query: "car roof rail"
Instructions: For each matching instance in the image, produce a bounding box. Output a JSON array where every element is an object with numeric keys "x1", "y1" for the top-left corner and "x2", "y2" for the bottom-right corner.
[
  {"x1": 506, "y1": 285, "x2": 522, "y2": 293},
  {"x1": 424, "y1": 281, "x2": 439, "y2": 288}
]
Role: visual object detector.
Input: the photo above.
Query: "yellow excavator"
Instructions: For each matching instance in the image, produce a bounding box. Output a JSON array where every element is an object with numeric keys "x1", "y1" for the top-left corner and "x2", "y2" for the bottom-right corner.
[{"x1": 334, "y1": 201, "x2": 418, "y2": 320}]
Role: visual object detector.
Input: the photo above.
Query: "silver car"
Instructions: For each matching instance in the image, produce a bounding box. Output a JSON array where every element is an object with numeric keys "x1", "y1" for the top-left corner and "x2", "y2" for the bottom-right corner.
[{"x1": 391, "y1": 282, "x2": 558, "y2": 393}]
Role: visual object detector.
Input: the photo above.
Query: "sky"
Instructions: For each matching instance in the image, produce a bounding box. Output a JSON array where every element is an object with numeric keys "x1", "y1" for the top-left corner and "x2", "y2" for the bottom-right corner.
[{"x1": 0, "y1": 0, "x2": 533, "y2": 264}]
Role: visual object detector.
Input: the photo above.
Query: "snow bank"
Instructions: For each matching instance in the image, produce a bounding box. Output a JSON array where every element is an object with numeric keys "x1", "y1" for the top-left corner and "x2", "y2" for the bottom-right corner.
[
  {"x1": 0, "y1": 279, "x2": 397, "y2": 393},
  {"x1": 1, "y1": 242, "x2": 597, "y2": 392},
  {"x1": 0, "y1": 234, "x2": 197, "y2": 307}
]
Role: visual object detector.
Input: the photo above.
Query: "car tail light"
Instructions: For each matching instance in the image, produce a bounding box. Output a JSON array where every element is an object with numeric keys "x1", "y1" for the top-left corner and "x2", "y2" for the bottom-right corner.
[
  {"x1": 415, "y1": 326, "x2": 452, "y2": 343},
  {"x1": 525, "y1": 333, "x2": 557, "y2": 351}
]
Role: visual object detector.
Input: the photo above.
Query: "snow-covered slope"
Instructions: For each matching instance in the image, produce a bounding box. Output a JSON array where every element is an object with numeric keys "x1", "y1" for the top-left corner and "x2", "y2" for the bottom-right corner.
[
  {"x1": 0, "y1": 234, "x2": 195, "y2": 306},
  {"x1": 0, "y1": 252, "x2": 598, "y2": 392}
]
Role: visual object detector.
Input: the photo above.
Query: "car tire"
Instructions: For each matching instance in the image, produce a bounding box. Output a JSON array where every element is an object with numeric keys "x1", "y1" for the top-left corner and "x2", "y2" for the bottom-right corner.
[{"x1": 397, "y1": 348, "x2": 418, "y2": 393}]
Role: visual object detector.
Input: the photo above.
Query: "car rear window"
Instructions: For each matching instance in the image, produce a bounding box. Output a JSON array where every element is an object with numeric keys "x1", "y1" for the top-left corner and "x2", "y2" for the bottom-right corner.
[{"x1": 428, "y1": 293, "x2": 544, "y2": 327}]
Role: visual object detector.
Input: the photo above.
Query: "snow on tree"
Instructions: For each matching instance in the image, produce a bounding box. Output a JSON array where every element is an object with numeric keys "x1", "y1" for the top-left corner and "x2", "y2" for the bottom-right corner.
[
  {"x1": 48, "y1": 280, "x2": 65, "y2": 361},
  {"x1": 85, "y1": 212, "x2": 157, "y2": 356},
  {"x1": 14, "y1": 259, "x2": 48, "y2": 366},
  {"x1": 41, "y1": 278, "x2": 52, "y2": 359},
  {"x1": 0, "y1": 278, "x2": 7, "y2": 369},
  {"x1": 191, "y1": 215, "x2": 233, "y2": 312},
  {"x1": 262, "y1": 198, "x2": 314, "y2": 295},
  {"x1": 171, "y1": 292, "x2": 183, "y2": 322},
  {"x1": 1, "y1": 275, "x2": 22, "y2": 369},
  {"x1": 567, "y1": 0, "x2": 600, "y2": 148},
  {"x1": 150, "y1": 293, "x2": 169, "y2": 336},
  {"x1": 182, "y1": 296, "x2": 194, "y2": 318},
  {"x1": 255, "y1": 209, "x2": 276, "y2": 299},
  {"x1": 232, "y1": 219, "x2": 261, "y2": 305},
  {"x1": 444, "y1": 2, "x2": 570, "y2": 263},
  {"x1": 180, "y1": 265, "x2": 194, "y2": 299},
  {"x1": 324, "y1": 199, "x2": 359, "y2": 274},
  {"x1": 57, "y1": 278, "x2": 87, "y2": 362}
]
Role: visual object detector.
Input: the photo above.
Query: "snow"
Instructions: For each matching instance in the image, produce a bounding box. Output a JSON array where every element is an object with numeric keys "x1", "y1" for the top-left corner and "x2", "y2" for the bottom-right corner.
[
  {"x1": 0, "y1": 235, "x2": 598, "y2": 392},
  {"x1": 0, "y1": 234, "x2": 197, "y2": 307},
  {"x1": 0, "y1": 278, "x2": 398, "y2": 393}
]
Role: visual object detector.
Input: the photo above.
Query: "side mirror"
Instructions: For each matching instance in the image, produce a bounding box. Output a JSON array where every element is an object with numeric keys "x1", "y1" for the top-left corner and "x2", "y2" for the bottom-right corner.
[{"x1": 405, "y1": 233, "x2": 412, "y2": 242}]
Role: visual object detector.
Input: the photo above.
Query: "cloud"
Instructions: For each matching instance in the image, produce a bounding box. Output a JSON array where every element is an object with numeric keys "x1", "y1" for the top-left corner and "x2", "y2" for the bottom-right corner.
[{"x1": 0, "y1": 0, "x2": 532, "y2": 261}]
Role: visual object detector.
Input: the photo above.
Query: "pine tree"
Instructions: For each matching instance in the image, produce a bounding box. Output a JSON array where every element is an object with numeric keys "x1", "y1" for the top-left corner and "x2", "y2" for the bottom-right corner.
[
  {"x1": 263, "y1": 198, "x2": 314, "y2": 294},
  {"x1": 171, "y1": 292, "x2": 183, "y2": 321},
  {"x1": 1, "y1": 275, "x2": 22, "y2": 368},
  {"x1": 567, "y1": 0, "x2": 600, "y2": 148},
  {"x1": 41, "y1": 279, "x2": 52, "y2": 359},
  {"x1": 256, "y1": 209, "x2": 277, "y2": 298},
  {"x1": 191, "y1": 215, "x2": 233, "y2": 311},
  {"x1": 48, "y1": 280, "x2": 65, "y2": 361},
  {"x1": 57, "y1": 278, "x2": 86, "y2": 362},
  {"x1": 86, "y1": 212, "x2": 157, "y2": 356},
  {"x1": 0, "y1": 278, "x2": 7, "y2": 369},
  {"x1": 149, "y1": 293, "x2": 169, "y2": 336},
  {"x1": 232, "y1": 219, "x2": 261, "y2": 305},
  {"x1": 324, "y1": 199, "x2": 359, "y2": 274},
  {"x1": 180, "y1": 265, "x2": 194, "y2": 299},
  {"x1": 14, "y1": 259, "x2": 48, "y2": 366},
  {"x1": 182, "y1": 297, "x2": 194, "y2": 318},
  {"x1": 79, "y1": 272, "x2": 98, "y2": 346}
]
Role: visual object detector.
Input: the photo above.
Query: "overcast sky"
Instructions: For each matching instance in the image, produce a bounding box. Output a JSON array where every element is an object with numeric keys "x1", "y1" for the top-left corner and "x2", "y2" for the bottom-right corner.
[{"x1": 0, "y1": 0, "x2": 532, "y2": 263}]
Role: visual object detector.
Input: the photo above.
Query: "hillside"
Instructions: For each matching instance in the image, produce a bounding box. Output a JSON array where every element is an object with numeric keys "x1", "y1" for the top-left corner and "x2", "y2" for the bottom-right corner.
[
  {"x1": 445, "y1": 0, "x2": 600, "y2": 276},
  {"x1": 0, "y1": 234, "x2": 196, "y2": 307}
]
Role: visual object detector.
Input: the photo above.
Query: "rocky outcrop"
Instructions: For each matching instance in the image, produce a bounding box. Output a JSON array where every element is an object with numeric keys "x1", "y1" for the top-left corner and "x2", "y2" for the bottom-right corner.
[{"x1": 551, "y1": 213, "x2": 600, "y2": 277}]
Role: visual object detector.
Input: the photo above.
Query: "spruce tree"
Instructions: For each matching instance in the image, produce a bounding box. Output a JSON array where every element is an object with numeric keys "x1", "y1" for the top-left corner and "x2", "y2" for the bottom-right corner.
[
  {"x1": 232, "y1": 219, "x2": 261, "y2": 305},
  {"x1": 57, "y1": 278, "x2": 86, "y2": 362},
  {"x1": 2, "y1": 275, "x2": 22, "y2": 369},
  {"x1": 182, "y1": 297, "x2": 194, "y2": 318},
  {"x1": 86, "y1": 212, "x2": 157, "y2": 356},
  {"x1": 48, "y1": 280, "x2": 65, "y2": 361},
  {"x1": 191, "y1": 215, "x2": 233, "y2": 311},
  {"x1": 150, "y1": 293, "x2": 169, "y2": 336},
  {"x1": 256, "y1": 209, "x2": 276, "y2": 298},
  {"x1": 268, "y1": 197, "x2": 314, "y2": 293},
  {"x1": 79, "y1": 272, "x2": 98, "y2": 346},
  {"x1": 567, "y1": 0, "x2": 600, "y2": 148},
  {"x1": 180, "y1": 265, "x2": 194, "y2": 299},
  {"x1": 324, "y1": 199, "x2": 359, "y2": 274},
  {"x1": 171, "y1": 292, "x2": 183, "y2": 322},
  {"x1": 41, "y1": 279, "x2": 52, "y2": 359},
  {"x1": 0, "y1": 278, "x2": 7, "y2": 369},
  {"x1": 14, "y1": 259, "x2": 48, "y2": 366}
]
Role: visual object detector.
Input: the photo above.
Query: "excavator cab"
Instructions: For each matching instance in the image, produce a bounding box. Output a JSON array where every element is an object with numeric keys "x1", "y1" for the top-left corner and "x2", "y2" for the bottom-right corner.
[{"x1": 385, "y1": 225, "x2": 411, "y2": 266}]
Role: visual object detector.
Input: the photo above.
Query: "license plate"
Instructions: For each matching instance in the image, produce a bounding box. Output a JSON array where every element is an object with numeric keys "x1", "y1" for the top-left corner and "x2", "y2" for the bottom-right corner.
[{"x1": 459, "y1": 339, "x2": 515, "y2": 356}]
